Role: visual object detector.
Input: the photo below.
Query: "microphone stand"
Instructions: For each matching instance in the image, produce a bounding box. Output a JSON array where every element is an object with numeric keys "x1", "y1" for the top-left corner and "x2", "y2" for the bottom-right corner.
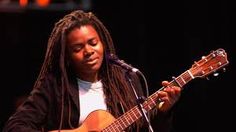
[{"x1": 125, "y1": 71, "x2": 154, "y2": 132}]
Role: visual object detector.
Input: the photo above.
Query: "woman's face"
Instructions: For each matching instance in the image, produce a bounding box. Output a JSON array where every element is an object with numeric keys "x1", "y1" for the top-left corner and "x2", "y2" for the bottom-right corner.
[{"x1": 66, "y1": 25, "x2": 104, "y2": 82}]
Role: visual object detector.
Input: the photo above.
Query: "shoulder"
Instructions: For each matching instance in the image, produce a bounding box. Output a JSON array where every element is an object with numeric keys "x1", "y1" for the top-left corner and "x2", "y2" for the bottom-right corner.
[{"x1": 30, "y1": 72, "x2": 60, "y2": 96}]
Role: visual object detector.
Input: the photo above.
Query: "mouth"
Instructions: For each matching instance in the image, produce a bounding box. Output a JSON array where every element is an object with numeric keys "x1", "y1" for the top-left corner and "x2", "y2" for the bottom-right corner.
[{"x1": 86, "y1": 58, "x2": 98, "y2": 65}]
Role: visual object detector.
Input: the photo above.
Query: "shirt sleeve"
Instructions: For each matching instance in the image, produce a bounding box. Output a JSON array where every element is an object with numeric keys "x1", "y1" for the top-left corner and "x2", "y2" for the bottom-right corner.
[{"x1": 2, "y1": 77, "x2": 53, "y2": 132}]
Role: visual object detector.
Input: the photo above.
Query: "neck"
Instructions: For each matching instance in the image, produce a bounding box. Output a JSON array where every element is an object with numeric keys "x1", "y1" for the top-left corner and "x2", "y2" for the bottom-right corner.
[{"x1": 77, "y1": 72, "x2": 99, "y2": 82}]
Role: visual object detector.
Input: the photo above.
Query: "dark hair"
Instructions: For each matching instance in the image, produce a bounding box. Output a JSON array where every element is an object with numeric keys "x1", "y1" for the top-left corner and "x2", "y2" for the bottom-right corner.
[{"x1": 33, "y1": 10, "x2": 144, "y2": 131}]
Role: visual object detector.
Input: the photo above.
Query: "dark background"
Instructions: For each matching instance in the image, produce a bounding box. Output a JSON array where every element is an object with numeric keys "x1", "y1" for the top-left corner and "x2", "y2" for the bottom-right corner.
[{"x1": 0, "y1": 0, "x2": 234, "y2": 131}]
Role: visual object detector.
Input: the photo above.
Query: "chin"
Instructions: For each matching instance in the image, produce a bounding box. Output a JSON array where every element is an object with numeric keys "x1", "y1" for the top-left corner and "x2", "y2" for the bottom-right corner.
[{"x1": 89, "y1": 65, "x2": 100, "y2": 72}]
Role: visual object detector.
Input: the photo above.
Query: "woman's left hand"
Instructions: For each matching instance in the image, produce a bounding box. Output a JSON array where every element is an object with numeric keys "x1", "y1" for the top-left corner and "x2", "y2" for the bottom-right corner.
[{"x1": 157, "y1": 81, "x2": 181, "y2": 112}]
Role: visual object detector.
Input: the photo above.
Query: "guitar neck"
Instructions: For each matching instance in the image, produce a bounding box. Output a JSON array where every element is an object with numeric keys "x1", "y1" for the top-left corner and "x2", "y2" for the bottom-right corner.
[{"x1": 103, "y1": 70, "x2": 194, "y2": 131}]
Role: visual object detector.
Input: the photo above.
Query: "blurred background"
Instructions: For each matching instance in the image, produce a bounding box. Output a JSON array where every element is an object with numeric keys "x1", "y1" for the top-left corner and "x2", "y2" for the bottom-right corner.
[{"x1": 0, "y1": 0, "x2": 234, "y2": 131}]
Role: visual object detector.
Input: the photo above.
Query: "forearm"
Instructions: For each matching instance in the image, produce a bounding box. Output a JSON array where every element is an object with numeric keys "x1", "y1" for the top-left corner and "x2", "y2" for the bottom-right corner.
[{"x1": 3, "y1": 117, "x2": 42, "y2": 132}]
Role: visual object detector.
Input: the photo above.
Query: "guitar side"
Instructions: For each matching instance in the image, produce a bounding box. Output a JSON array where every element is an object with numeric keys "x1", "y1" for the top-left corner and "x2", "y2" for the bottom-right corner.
[
  {"x1": 50, "y1": 110, "x2": 115, "y2": 132},
  {"x1": 77, "y1": 110, "x2": 115, "y2": 132}
]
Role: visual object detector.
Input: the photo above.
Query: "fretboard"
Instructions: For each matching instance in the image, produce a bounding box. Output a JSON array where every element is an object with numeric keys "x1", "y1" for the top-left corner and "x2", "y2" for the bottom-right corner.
[{"x1": 102, "y1": 70, "x2": 194, "y2": 132}]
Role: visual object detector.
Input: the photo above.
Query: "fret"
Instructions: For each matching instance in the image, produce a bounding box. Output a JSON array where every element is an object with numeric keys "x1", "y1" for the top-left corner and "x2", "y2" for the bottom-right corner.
[
  {"x1": 134, "y1": 107, "x2": 142, "y2": 119},
  {"x1": 174, "y1": 77, "x2": 184, "y2": 87},
  {"x1": 177, "y1": 77, "x2": 185, "y2": 87},
  {"x1": 147, "y1": 103, "x2": 152, "y2": 110},
  {"x1": 181, "y1": 70, "x2": 194, "y2": 84},
  {"x1": 187, "y1": 70, "x2": 194, "y2": 79},
  {"x1": 106, "y1": 106, "x2": 141, "y2": 131},
  {"x1": 107, "y1": 123, "x2": 117, "y2": 132},
  {"x1": 110, "y1": 119, "x2": 124, "y2": 131},
  {"x1": 180, "y1": 76, "x2": 186, "y2": 84},
  {"x1": 126, "y1": 110, "x2": 134, "y2": 123},
  {"x1": 150, "y1": 97, "x2": 156, "y2": 105},
  {"x1": 130, "y1": 107, "x2": 137, "y2": 120},
  {"x1": 113, "y1": 124, "x2": 119, "y2": 132},
  {"x1": 121, "y1": 113, "x2": 128, "y2": 125},
  {"x1": 174, "y1": 70, "x2": 194, "y2": 88},
  {"x1": 115, "y1": 123, "x2": 123, "y2": 131},
  {"x1": 117, "y1": 117, "x2": 126, "y2": 130},
  {"x1": 113, "y1": 123, "x2": 120, "y2": 132},
  {"x1": 144, "y1": 94, "x2": 158, "y2": 111}
]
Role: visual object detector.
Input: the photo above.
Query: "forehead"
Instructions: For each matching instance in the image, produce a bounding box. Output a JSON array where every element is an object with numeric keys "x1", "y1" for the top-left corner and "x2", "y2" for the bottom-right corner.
[{"x1": 68, "y1": 25, "x2": 96, "y2": 37}]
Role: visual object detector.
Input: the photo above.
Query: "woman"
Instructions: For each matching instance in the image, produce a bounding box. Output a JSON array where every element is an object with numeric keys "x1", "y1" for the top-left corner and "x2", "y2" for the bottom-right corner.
[{"x1": 3, "y1": 10, "x2": 181, "y2": 132}]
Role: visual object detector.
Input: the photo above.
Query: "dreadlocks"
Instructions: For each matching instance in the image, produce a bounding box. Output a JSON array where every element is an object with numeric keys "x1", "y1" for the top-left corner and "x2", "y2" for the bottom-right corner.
[{"x1": 32, "y1": 10, "x2": 144, "y2": 131}]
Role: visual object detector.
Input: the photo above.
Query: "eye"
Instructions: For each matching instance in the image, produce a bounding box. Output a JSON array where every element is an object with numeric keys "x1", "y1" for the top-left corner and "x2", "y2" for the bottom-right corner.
[
  {"x1": 72, "y1": 45, "x2": 83, "y2": 52},
  {"x1": 88, "y1": 38, "x2": 98, "y2": 46}
]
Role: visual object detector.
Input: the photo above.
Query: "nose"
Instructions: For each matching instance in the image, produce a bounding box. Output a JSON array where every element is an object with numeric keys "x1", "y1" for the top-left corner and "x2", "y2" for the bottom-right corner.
[{"x1": 84, "y1": 44, "x2": 94, "y2": 56}]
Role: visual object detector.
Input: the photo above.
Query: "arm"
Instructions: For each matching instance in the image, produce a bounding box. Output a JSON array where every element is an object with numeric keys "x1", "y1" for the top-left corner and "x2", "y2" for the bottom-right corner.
[{"x1": 3, "y1": 77, "x2": 54, "y2": 132}]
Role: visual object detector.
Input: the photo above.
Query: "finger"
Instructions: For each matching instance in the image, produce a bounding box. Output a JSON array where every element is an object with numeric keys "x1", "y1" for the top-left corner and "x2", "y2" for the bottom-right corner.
[
  {"x1": 159, "y1": 96, "x2": 172, "y2": 108},
  {"x1": 159, "y1": 96, "x2": 170, "y2": 103},
  {"x1": 162, "y1": 81, "x2": 169, "y2": 87},
  {"x1": 157, "y1": 91, "x2": 171, "y2": 104},
  {"x1": 164, "y1": 86, "x2": 176, "y2": 98},
  {"x1": 165, "y1": 86, "x2": 181, "y2": 98},
  {"x1": 171, "y1": 86, "x2": 181, "y2": 100},
  {"x1": 157, "y1": 91, "x2": 168, "y2": 98}
]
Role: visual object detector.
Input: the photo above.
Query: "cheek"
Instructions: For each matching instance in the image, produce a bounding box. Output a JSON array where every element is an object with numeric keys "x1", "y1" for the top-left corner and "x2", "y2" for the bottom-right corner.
[
  {"x1": 70, "y1": 53, "x2": 83, "y2": 64},
  {"x1": 97, "y1": 44, "x2": 104, "y2": 56}
]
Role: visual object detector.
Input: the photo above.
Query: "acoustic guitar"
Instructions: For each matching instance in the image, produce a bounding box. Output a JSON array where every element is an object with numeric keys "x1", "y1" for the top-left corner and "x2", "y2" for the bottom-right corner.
[{"x1": 51, "y1": 48, "x2": 229, "y2": 132}]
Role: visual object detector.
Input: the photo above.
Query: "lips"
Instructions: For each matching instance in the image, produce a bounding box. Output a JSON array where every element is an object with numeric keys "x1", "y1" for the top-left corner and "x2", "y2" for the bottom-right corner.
[{"x1": 85, "y1": 58, "x2": 98, "y2": 65}]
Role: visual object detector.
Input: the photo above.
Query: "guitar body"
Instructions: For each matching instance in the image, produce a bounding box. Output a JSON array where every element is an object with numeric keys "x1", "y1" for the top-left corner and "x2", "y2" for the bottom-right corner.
[
  {"x1": 50, "y1": 110, "x2": 115, "y2": 132},
  {"x1": 76, "y1": 110, "x2": 115, "y2": 132}
]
